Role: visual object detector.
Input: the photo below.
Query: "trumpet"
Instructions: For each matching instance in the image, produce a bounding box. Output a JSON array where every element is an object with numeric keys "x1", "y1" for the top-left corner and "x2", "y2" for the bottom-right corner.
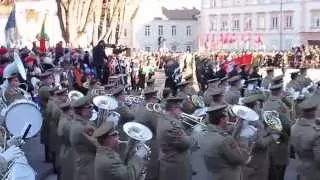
[{"x1": 180, "y1": 113, "x2": 206, "y2": 128}]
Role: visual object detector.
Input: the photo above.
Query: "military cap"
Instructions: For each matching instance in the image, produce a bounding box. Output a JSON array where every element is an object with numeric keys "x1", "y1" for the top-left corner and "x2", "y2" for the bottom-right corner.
[
  {"x1": 270, "y1": 83, "x2": 283, "y2": 91},
  {"x1": 38, "y1": 71, "x2": 52, "y2": 79},
  {"x1": 177, "y1": 81, "x2": 191, "y2": 88},
  {"x1": 241, "y1": 94, "x2": 265, "y2": 104},
  {"x1": 184, "y1": 74, "x2": 193, "y2": 81},
  {"x1": 207, "y1": 78, "x2": 220, "y2": 84},
  {"x1": 298, "y1": 97, "x2": 318, "y2": 111},
  {"x1": 272, "y1": 75, "x2": 284, "y2": 83},
  {"x1": 104, "y1": 83, "x2": 116, "y2": 89},
  {"x1": 71, "y1": 96, "x2": 92, "y2": 108},
  {"x1": 209, "y1": 88, "x2": 224, "y2": 97},
  {"x1": 228, "y1": 75, "x2": 241, "y2": 84},
  {"x1": 93, "y1": 121, "x2": 116, "y2": 138},
  {"x1": 55, "y1": 88, "x2": 68, "y2": 95},
  {"x1": 206, "y1": 104, "x2": 227, "y2": 114},
  {"x1": 60, "y1": 102, "x2": 71, "y2": 110},
  {"x1": 266, "y1": 67, "x2": 274, "y2": 72},
  {"x1": 165, "y1": 96, "x2": 184, "y2": 103},
  {"x1": 111, "y1": 86, "x2": 125, "y2": 97},
  {"x1": 144, "y1": 89, "x2": 158, "y2": 97}
]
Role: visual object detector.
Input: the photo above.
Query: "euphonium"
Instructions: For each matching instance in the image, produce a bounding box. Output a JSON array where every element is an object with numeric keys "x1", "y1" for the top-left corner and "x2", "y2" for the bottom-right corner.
[
  {"x1": 68, "y1": 90, "x2": 84, "y2": 101},
  {"x1": 93, "y1": 95, "x2": 119, "y2": 127}
]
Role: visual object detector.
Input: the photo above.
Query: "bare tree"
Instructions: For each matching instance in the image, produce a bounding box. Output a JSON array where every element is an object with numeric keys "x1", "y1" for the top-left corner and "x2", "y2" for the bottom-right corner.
[{"x1": 56, "y1": 0, "x2": 140, "y2": 46}]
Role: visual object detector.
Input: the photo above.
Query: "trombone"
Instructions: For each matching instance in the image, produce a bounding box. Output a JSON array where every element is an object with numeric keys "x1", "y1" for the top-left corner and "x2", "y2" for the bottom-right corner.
[{"x1": 180, "y1": 113, "x2": 207, "y2": 128}]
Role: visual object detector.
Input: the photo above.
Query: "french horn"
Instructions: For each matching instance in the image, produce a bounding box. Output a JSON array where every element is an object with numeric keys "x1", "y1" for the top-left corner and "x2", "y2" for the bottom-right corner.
[{"x1": 263, "y1": 111, "x2": 283, "y2": 132}]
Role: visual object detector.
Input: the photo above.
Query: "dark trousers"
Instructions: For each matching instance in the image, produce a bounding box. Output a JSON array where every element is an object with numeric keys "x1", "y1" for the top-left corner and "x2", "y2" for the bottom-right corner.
[
  {"x1": 269, "y1": 164, "x2": 286, "y2": 180},
  {"x1": 44, "y1": 144, "x2": 51, "y2": 162}
]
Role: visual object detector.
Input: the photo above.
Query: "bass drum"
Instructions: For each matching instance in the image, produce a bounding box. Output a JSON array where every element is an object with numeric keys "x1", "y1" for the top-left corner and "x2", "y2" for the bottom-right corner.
[
  {"x1": 5, "y1": 99, "x2": 43, "y2": 138},
  {"x1": 6, "y1": 156, "x2": 36, "y2": 180}
]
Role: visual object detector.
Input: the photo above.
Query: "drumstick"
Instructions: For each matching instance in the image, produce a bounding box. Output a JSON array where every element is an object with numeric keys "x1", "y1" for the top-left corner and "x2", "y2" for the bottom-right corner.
[{"x1": 22, "y1": 124, "x2": 32, "y2": 140}]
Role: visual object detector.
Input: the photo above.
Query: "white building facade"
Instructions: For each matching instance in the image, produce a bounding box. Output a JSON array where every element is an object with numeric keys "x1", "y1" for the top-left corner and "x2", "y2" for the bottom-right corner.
[
  {"x1": 200, "y1": 0, "x2": 320, "y2": 51},
  {"x1": 132, "y1": 5, "x2": 200, "y2": 52}
]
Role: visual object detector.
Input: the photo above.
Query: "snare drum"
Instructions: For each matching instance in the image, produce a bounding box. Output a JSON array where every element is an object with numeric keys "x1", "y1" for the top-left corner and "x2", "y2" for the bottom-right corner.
[{"x1": 5, "y1": 99, "x2": 43, "y2": 138}]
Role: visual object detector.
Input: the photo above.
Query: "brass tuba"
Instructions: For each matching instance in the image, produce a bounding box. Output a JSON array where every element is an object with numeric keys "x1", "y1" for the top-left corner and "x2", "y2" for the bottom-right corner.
[
  {"x1": 263, "y1": 111, "x2": 283, "y2": 132},
  {"x1": 68, "y1": 90, "x2": 84, "y2": 102},
  {"x1": 93, "y1": 95, "x2": 119, "y2": 127}
]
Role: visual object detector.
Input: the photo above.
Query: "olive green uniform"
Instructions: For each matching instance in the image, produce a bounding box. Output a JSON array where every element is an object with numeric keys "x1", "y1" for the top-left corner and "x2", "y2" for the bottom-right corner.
[
  {"x1": 69, "y1": 114, "x2": 96, "y2": 180},
  {"x1": 201, "y1": 124, "x2": 247, "y2": 180},
  {"x1": 94, "y1": 146, "x2": 144, "y2": 180},
  {"x1": 291, "y1": 119, "x2": 320, "y2": 180},
  {"x1": 157, "y1": 114, "x2": 193, "y2": 180}
]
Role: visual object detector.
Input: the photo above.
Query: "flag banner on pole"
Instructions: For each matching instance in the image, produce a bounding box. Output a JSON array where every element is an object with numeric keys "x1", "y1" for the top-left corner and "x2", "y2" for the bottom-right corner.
[
  {"x1": 5, "y1": 5, "x2": 19, "y2": 47},
  {"x1": 36, "y1": 14, "x2": 49, "y2": 53}
]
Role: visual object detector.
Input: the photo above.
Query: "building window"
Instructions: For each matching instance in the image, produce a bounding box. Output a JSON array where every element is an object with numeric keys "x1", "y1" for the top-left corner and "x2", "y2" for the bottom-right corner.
[
  {"x1": 285, "y1": 15, "x2": 293, "y2": 28},
  {"x1": 232, "y1": 19, "x2": 240, "y2": 30},
  {"x1": 271, "y1": 16, "x2": 279, "y2": 29},
  {"x1": 245, "y1": 18, "x2": 252, "y2": 30},
  {"x1": 145, "y1": 25, "x2": 151, "y2": 36},
  {"x1": 209, "y1": 15, "x2": 217, "y2": 31},
  {"x1": 186, "y1": 45, "x2": 191, "y2": 52},
  {"x1": 311, "y1": 11, "x2": 320, "y2": 28},
  {"x1": 158, "y1": 25, "x2": 164, "y2": 36},
  {"x1": 171, "y1": 45, "x2": 177, "y2": 52},
  {"x1": 145, "y1": 47, "x2": 151, "y2": 52},
  {"x1": 244, "y1": 0, "x2": 253, "y2": 5},
  {"x1": 233, "y1": 0, "x2": 241, "y2": 6},
  {"x1": 221, "y1": 20, "x2": 228, "y2": 31},
  {"x1": 171, "y1": 25, "x2": 176, "y2": 36},
  {"x1": 186, "y1": 26, "x2": 191, "y2": 36},
  {"x1": 257, "y1": 15, "x2": 265, "y2": 29},
  {"x1": 210, "y1": 0, "x2": 216, "y2": 8},
  {"x1": 221, "y1": 0, "x2": 229, "y2": 7}
]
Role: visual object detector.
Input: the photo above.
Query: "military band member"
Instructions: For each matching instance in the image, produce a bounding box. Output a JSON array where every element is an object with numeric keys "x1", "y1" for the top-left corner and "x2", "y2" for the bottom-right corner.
[
  {"x1": 0, "y1": 145, "x2": 23, "y2": 175},
  {"x1": 3, "y1": 73, "x2": 24, "y2": 105},
  {"x1": 93, "y1": 121, "x2": 146, "y2": 180},
  {"x1": 241, "y1": 94, "x2": 280, "y2": 180},
  {"x1": 69, "y1": 96, "x2": 97, "y2": 180},
  {"x1": 208, "y1": 88, "x2": 225, "y2": 107},
  {"x1": 134, "y1": 89, "x2": 159, "y2": 180},
  {"x1": 286, "y1": 71, "x2": 301, "y2": 92},
  {"x1": 202, "y1": 105, "x2": 248, "y2": 180},
  {"x1": 224, "y1": 75, "x2": 242, "y2": 105},
  {"x1": 46, "y1": 90, "x2": 63, "y2": 174},
  {"x1": 291, "y1": 98, "x2": 320, "y2": 180},
  {"x1": 297, "y1": 66, "x2": 312, "y2": 88},
  {"x1": 157, "y1": 97, "x2": 194, "y2": 180},
  {"x1": 261, "y1": 68, "x2": 274, "y2": 90},
  {"x1": 264, "y1": 83, "x2": 291, "y2": 180},
  {"x1": 57, "y1": 102, "x2": 75, "y2": 180},
  {"x1": 38, "y1": 71, "x2": 56, "y2": 162},
  {"x1": 162, "y1": 88, "x2": 171, "y2": 99},
  {"x1": 112, "y1": 86, "x2": 135, "y2": 159},
  {"x1": 243, "y1": 78, "x2": 260, "y2": 97},
  {"x1": 203, "y1": 78, "x2": 220, "y2": 106},
  {"x1": 53, "y1": 88, "x2": 68, "y2": 105}
]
